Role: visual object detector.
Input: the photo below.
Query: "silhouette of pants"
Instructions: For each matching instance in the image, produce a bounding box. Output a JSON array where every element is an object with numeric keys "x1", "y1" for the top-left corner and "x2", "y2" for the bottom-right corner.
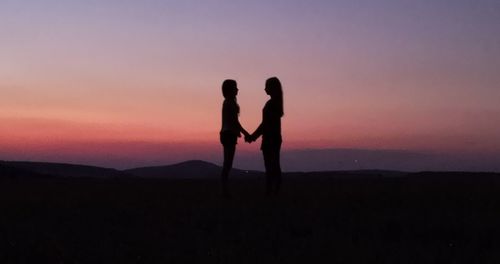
[
  {"x1": 222, "y1": 144, "x2": 236, "y2": 181},
  {"x1": 262, "y1": 144, "x2": 281, "y2": 195},
  {"x1": 220, "y1": 132, "x2": 237, "y2": 197}
]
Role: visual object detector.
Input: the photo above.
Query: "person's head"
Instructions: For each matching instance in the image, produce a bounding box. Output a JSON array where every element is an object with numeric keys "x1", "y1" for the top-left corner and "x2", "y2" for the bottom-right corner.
[
  {"x1": 222, "y1": 79, "x2": 238, "y2": 99},
  {"x1": 265, "y1": 77, "x2": 284, "y2": 116},
  {"x1": 265, "y1": 77, "x2": 281, "y2": 97}
]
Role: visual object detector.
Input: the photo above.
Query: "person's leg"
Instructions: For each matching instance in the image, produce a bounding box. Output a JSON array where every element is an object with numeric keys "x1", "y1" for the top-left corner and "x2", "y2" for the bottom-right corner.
[
  {"x1": 221, "y1": 144, "x2": 236, "y2": 198},
  {"x1": 263, "y1": 149, "x2": 273, "y2": 195},
  {"x1": 272, "y1": 146, "x2": 282, "y2": 194},
  {"x1": 266, "y1": 146, "x2": 281, "y2": 195}
]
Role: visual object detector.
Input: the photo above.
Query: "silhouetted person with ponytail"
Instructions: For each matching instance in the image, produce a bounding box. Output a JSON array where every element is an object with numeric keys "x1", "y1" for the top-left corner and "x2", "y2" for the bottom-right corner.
[
  {"x1": 220, "y1": 79, "x2": 250, "y2": 198},
  {"x1": 248, "y1": 77, "x2": 284, "y2": 195}
]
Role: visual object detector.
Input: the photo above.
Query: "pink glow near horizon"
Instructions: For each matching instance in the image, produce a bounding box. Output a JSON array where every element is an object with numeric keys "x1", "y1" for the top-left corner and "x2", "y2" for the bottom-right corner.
[{"x1": 1, "y1": 1, "x2": 500, "y2": 168}]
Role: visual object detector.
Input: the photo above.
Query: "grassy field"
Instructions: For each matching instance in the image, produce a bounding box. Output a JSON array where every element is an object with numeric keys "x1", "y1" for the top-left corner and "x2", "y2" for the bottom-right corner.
[{"x1": 1, "y1": 173, "x2": 500, "y2": 263}]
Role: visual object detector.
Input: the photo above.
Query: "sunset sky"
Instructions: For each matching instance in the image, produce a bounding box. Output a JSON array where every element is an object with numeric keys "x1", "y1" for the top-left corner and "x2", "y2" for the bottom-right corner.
[{"x1": 1, "y1": 0, "x2": 499, "y2": 170}]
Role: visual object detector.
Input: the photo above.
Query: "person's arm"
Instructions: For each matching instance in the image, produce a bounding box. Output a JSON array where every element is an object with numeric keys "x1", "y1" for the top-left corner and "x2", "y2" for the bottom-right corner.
[
  {"x1": 237, "y1": 119, "x2": 250, "y2": 138},
  {"x1": 231, "y1": 100, "x2": 250, "y2": 140},
  {"x1": 240, "y1": 125, "x2": 250, "y2": 137},
  {"x1": 250, "y1": 101, "x2": 269, "y2": 142},
  {"x1": 249, "y1": 123, "x2": 263, "y2": 142},
  {"x1": 226, "y1": 100, "x2": 245, "y2": 137}
]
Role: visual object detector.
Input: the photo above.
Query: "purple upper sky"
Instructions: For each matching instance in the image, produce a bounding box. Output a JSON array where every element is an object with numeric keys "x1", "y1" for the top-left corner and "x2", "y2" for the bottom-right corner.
[{"x1": 1, "y1": 0, "x2": 499, "y2": 170}]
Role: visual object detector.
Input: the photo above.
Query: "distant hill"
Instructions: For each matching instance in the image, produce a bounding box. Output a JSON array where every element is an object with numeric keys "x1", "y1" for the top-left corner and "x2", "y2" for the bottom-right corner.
[
  {"x1": 0, "y1": 162, "x2": 51, "y2": 179},
  {"x1": 281, "y1": 148, "x2": 437, "y2": 172},
  {"x1": 280, "y1": 148, "x2": 500, "y2": 172},
  {"x1": 286, "y1": 169, "x2": 409, "y2": 179},
  {"x1": 0, "y1": 160, "x2": 261, "y2": 179},
  {"x1": 0, "y1": 161, "x2": 129, "y2": 178},
  {"x1": 125, "y1": 160, "x2": 262, "y2": 179},
  {"x1": 4, "y1": 159, "x2": 498, "y2": 181}
]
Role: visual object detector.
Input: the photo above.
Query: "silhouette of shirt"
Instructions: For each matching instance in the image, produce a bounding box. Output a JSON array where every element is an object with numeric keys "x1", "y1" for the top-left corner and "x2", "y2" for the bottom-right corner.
[{"x1": 220, "y1": 98, "x2": 241, "y2": 136}]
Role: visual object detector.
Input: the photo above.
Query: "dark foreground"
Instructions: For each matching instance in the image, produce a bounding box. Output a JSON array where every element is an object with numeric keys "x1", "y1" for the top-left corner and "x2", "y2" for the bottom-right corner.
[{"x1": 1, "y1": 173, "x2": 500, "y2": 263}]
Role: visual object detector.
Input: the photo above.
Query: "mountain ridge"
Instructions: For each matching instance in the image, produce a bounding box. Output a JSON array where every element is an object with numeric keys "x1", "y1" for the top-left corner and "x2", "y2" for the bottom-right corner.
[
  {"x1": 0, "y1": 160, "x2": 262, "y2": 179},
  {"x1": 125, "y1": 160, "x2": 262, "y2": 179},
  {"x1": 2, "y1": 159, "x2": 499, "y2": 180},
  {"x1": 0, "y1": 160, "x2": 129, "y2": 178}
]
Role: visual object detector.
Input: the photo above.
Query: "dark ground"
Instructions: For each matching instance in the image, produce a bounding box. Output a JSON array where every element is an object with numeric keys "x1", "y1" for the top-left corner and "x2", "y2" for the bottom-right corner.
[{"x1": 1, "y1": 173, "x2": 500, "y2": 263}]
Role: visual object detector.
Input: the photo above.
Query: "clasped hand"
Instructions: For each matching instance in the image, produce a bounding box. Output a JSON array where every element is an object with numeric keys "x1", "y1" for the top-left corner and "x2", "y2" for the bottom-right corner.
[{"x1": 244, "y1": 133, "x2": 256, "y2": 143}]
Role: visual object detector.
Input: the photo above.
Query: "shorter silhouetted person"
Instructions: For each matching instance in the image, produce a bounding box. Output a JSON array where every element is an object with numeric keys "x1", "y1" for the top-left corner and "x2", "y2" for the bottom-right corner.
[
  {"x1": 220, "y1": 79, "x2": 250, "y2": 198},
  {"x1": 248, "y1": 77, "x2": 284, "y2": 195}
]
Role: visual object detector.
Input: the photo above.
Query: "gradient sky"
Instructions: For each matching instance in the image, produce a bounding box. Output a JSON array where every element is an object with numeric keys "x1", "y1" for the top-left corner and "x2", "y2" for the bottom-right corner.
[{"x1": 1, "y1": 0, "x2": 500, "y2": 169}]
